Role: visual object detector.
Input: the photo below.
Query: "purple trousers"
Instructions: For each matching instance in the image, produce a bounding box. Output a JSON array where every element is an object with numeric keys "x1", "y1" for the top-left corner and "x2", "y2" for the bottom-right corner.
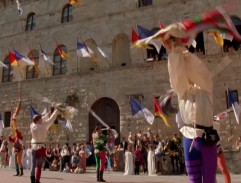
[{"x1": 183, "y1": 137, "x2": 217, "y2": 183}]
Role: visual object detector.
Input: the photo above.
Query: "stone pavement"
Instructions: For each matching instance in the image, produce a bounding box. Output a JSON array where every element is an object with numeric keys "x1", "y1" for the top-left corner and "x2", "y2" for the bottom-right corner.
[{"x1": 0, "y1": 167, "x2": 240, "y2": 183}]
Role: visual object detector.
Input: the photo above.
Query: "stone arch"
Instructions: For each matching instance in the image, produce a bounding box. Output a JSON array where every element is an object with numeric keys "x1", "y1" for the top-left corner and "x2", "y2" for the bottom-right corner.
[
  {"x1": 89, "y1": 97, "x2": 120, "y2": 143},
  {"x1": 112, "y1": 33, "x2": 131, "y2": 67}
]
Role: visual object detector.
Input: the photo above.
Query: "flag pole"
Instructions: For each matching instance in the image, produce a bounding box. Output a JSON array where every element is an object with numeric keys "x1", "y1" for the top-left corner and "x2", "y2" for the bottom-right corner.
[
  {"x1": 77, "y1": 37, "x2": 79, "y2": 72},
  {"x1": 39, "y1": 43, "x2": 50, "y2": 75}
]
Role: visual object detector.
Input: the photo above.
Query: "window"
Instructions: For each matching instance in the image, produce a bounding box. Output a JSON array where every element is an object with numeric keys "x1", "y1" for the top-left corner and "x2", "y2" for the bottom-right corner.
[
  {"x1": 26, "y1": 13, "x2": 36, "y2": 31},
  {"x1": 26, "y1": 50, "x2": 39, "y2": 79},
  {"x1": 2, "y1": 56, "x2": 12, "y2": 83},
  {"x1": 137, "y1": 0, "x2": 153, "y2": 7},
  {"x1": 53, "y1": 45, "x2": 67, "y2": 76},
  {"x1": 62, "y1": 4, "x2": 73, "y2": 23},
  {"x1": 3, "y1": 111, "x2": 11, "y2": 128},
  {"x1": 223, "y1": 16, "x2": 241, "y2": 52}
]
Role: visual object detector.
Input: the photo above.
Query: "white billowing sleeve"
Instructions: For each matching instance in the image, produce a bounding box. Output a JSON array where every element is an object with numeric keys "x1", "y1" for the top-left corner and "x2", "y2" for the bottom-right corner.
[
  {"x1": 168, "y1": 46, "x2": 213, "y2": 99},
  {"x1": 43, "y1": 109, "x2": 59, "y2": 130}
]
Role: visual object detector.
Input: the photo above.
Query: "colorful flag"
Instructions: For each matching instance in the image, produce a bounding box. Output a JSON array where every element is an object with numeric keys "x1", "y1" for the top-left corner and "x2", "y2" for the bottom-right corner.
[
  {"x1": 226, "y1": 87, "x2": 241, "y2": 124},
  {"x1": 8, "y1": 51, "x2": 18, "y2": 66},
  {"x1": 69, "y1": 0, "x2": 80, "y2": 5},
  {"x1": 137, "y1": 25, "x2": 162, "y2": 52},
  {"x1": 77, "y1": 41, "x2": 92, "y2": 57},
  {"x1": 57, "y1": 46, "x2": 71, "y2": 61},
  {"x1": 64, "y1": 119, "x2": 73, "y2": 132},
  {"x1": 130, "y1": 97, "x2": 154, "y2": 125},
  {"x1": 0, "y1": 61, "x2": 8, "y2": 68},
  {"x1": 131, "y1": 28, "x2": 140, "y2": 45},
  {"x1": 14, "y1": 50, "x2": 35, "y2": 65},
  {"x1": 0, "y1": 114, "x2": 3, "y2": 133},
  {"x1": 16, "y1": 0, "x2": 23, "y2": 16},
  {"x1": 40, "y1": 49, "x2": 54, "y2": 65},
  {"x1": 154, "y1": 97, "x2": 171, "y2": 128},
  {"x1": 208, "y1": 31, "x2": 224, "y2": 46}
]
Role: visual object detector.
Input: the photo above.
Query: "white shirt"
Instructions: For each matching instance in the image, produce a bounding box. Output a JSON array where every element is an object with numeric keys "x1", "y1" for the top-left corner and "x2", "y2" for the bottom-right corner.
[
  {"x1": 168, "y1": 46, "x2": 213, "y2": 139},
  {"x1": 30, "y1": 109, "x2": 59, "y2": 150}
]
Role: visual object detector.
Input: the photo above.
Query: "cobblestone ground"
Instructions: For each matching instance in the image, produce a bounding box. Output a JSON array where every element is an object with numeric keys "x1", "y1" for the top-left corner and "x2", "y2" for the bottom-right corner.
[{"x1": 0, "y1": 167, "x2": 240, "y2": 183}]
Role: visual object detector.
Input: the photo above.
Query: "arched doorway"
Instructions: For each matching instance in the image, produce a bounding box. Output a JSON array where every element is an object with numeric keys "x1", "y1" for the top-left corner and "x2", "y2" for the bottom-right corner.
[{"x1": 89, "y1": 97, "x2": 120, "y2": 143}]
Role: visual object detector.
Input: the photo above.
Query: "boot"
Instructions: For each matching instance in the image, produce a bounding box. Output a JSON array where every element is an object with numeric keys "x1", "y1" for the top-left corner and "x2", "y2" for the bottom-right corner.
[
  {"x1": 97, "y1": 170, "x2": 100, "y2": 182},
  {"x1": 13, "y1": 169, "x2": 19, "y2": 176},
  {"x1": 30, "y1": 176, "x2": 35, "y2": 183},
  {"x1": 99, "y1": 171, "x2": 106, "y2": 182},
  {"x1": 19, "y1": 167, "x2": 24, "y2": 176}
]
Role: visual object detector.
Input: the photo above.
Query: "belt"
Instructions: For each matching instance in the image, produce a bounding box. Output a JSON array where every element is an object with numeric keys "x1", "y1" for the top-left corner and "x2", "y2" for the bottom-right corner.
[{"x1": 185, "y1": 124, "x2": 213, "y2": 131}]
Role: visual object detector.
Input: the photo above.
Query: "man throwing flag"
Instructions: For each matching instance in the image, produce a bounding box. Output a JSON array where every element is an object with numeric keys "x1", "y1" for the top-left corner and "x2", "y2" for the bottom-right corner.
[{"x1": 29, "y1": 106, "x2": 60, "y2": 183}]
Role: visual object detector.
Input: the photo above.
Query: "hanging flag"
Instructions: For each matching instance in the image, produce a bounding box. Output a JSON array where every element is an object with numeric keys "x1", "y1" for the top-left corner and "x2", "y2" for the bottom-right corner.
[
  {"x1": 57, "y1": 46, "x2": 71, "y2": 61},
  {"x1": 154, "y1": 97, "x2": 171, "y2": 128},
  {"x1": 29, "y1": 47, "x2": 40, "y2": 73},
  {"x1": 0, "y1": 61, "x2": 8, "y2": 68},
  {"x1": 226, "y1": 87, "x2": 241, "y2": 124},
  {"x1": 0, "y1": 114, "x2": 3, "y2": 133},
  {"x1": 40, "y1": 49, "x2": 54, "y2": 65},
  {"x1": 77, "y1": 41, "x2": 92, "y2": 57},
  {"x1": 64, "y1": 119, "x2": 73, "y2": 132},
  {"x1": 16, "y1": 0, "x2": 23, "y2": 16},
  {"x1": 14, "y1": 50, "x2": 35, "y2": 65},
  {"x1": 137, "y1": 25, "x2": 162, "y2": 52},
  {"x1": 97, "y1": 46, "x2": 108, "y2": 58},
  {"x1": 131, "y1": 28, "x2": 140, "y2": 45},
  {"x1": 130, "y1": 97, "x2": 154, "y2": 125},
  {"x1": 69, "y1": 0, "x2": 80, "y2": 5},
  {"x1": 9, "y1": 51, "x2": 18, "y2": 66}
]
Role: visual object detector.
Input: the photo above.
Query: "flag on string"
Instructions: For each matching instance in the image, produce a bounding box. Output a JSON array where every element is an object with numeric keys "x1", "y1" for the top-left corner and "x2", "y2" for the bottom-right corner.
[
  {"x1": 226, "y1": 87, "x2": 241, "y2": 124},
  {"x1": 137, "y1": 25, "x2": 162, "y2": 52},
  {"x1": 69, "y1": 0, "x2": 80, "y2": 5},
  {"x1": 40, "y1": 49, "x2": 54, "y2": 65},
  {"x1": 0, "y1": 61, "x2": 8, "y2": 68},
  {"x1": 0, "y1": 114, "x2": 3, "y2": 133},
  {"x1": 77, "y1": 41, "x2": 92, "y2": 57},
  {"x1": 130, "y1": 97, "x2": 154, "y2": 125},
  {"x1": 154, "y1": 97, "x2": 171, "y2": 128},
  {"x1": 8, "y1": 51, "x2": 18, "y2": 66},
  {"x1": 64, "y1": 119, "x2": 73, "y2": 132},
  {"x1": 14, "y1": 50, "x2": 35, "y2": 65},
  {"x1": 57, "y1": 46, "x2": 71, "y2": 61},
  {"x1": 16, "y1": 0, "x2": 23, "y2": 16}
]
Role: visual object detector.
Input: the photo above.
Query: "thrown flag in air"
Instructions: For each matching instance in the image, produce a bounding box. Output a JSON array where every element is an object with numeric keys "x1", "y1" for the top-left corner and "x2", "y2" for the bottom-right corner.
[
  {"x1": 154, "y1": 97, "x2": 171, "y2": 128},
  {"x1": 16, "y1": 0, "x2": 23, "y2": 16},
  {"x1": 130, "y1": 97, "x2": 154, "y2": 125},
  {"x1": 14, "y1": 50, "x2": 35, "y2": 65},
  {"x1": 226, "y1": 87, "x2": 241, "y2": 124},
  {"x1": 40, "y1": 49, "x2": 54, "y2": 65}
]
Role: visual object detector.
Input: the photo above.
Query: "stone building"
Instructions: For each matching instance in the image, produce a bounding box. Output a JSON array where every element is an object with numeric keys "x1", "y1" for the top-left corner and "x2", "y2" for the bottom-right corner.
[{"x1": 0, "y1": 0, "x2": 241, "y2": 157}]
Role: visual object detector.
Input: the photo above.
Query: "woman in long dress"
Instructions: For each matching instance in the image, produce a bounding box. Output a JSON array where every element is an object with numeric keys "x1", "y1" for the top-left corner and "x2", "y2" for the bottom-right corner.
[
  {"x1": 148, "y1": 144, "x2": 157, "y2": 176},
  {"x1": 123, "y1": 146, "x2": 134, "y2": 175}
]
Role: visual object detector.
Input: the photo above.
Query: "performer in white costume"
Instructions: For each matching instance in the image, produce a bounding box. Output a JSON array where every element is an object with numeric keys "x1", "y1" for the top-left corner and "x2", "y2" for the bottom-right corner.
[{"x1": 123, "y1": 146, "x2": 134, "y2": 176}]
